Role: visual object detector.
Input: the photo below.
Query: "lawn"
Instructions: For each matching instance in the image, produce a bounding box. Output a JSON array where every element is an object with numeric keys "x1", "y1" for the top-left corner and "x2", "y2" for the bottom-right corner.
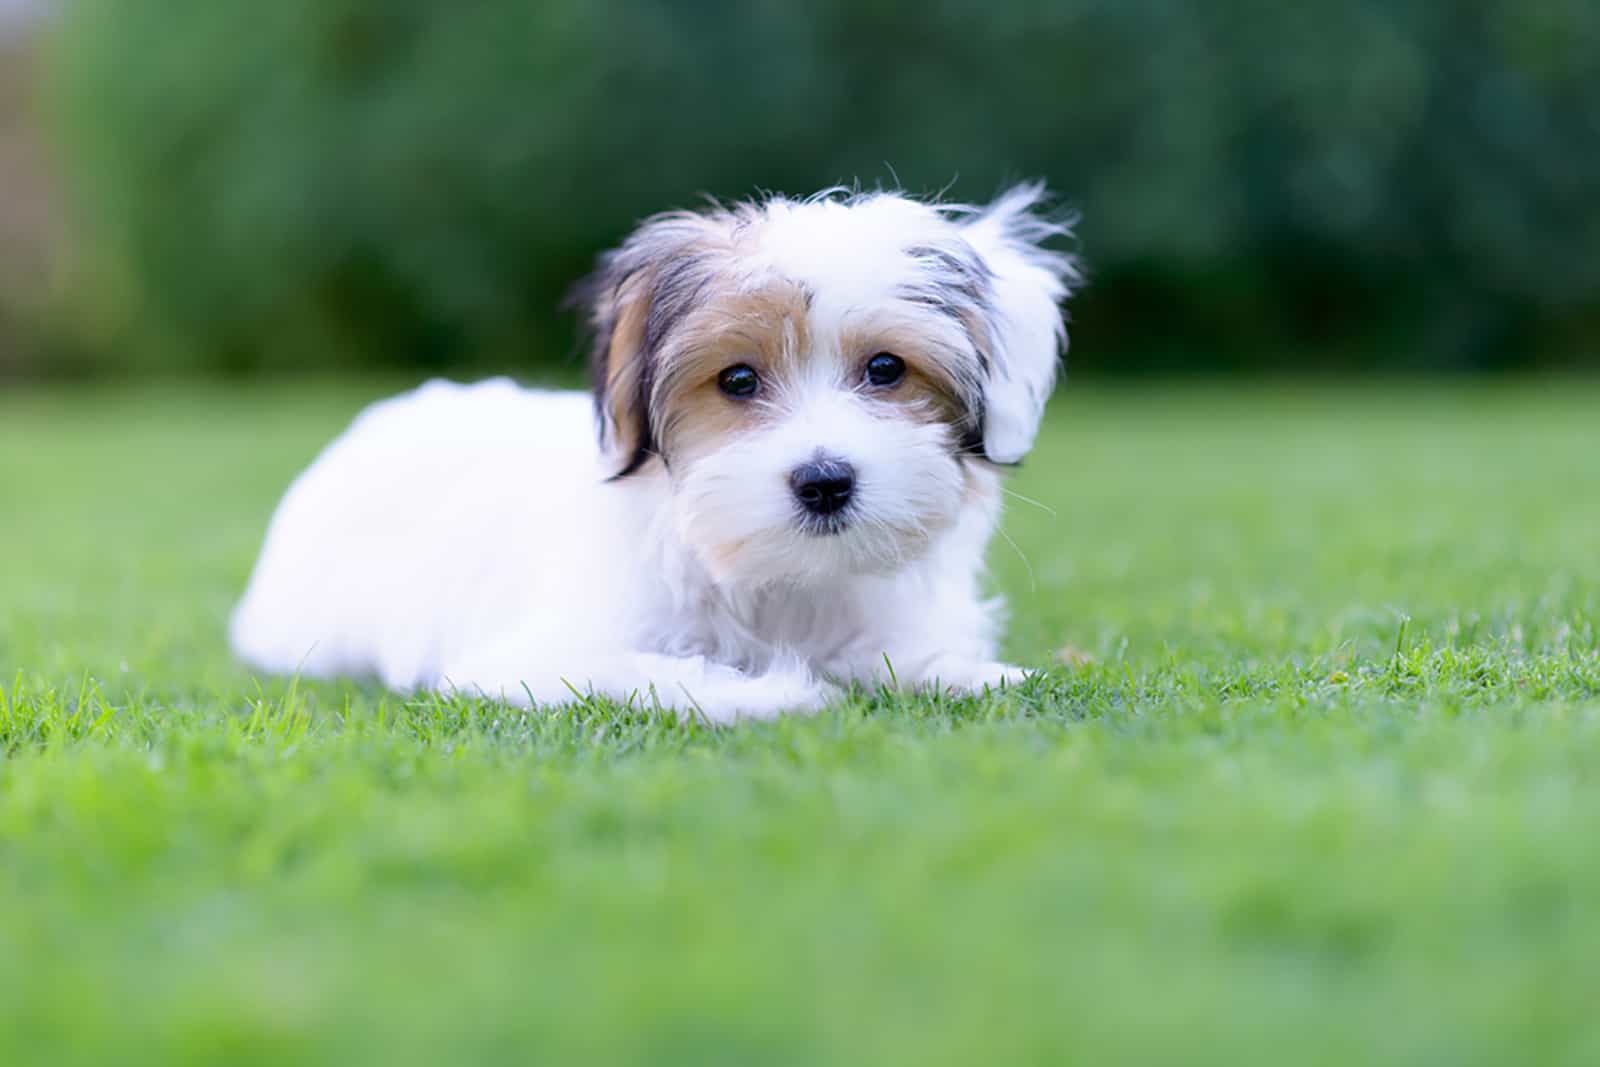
[{"x1": 2, "y1": 379, "x2": 1598, "y2": 1066}]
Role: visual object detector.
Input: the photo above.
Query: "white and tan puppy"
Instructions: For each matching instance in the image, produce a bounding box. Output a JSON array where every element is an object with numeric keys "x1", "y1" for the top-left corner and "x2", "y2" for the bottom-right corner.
[{"x1": 231, "y1": 185, "x2": 1077, "y2": 722}]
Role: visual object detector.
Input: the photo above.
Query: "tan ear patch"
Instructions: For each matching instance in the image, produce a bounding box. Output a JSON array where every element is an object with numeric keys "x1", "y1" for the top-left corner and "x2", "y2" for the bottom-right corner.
[
  {"x1": 600, "y1": 272, "x2": 654, "y2": 475},
  {"x1": 577, "y1": 209, "x2": 746, "y2": 477}
]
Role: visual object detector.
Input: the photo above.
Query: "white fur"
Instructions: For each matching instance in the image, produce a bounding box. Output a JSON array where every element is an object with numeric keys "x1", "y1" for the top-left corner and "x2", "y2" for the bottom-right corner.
[
  {"x1": 232, "y1": 187, "x2": 1075, "y2": 723},
  {"x1": 959, "y1": 185, "x2": 1077, "y2": 462}
]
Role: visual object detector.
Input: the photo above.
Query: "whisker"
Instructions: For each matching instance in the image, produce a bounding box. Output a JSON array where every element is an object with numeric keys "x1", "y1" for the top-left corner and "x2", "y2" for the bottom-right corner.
[
  {"x1": 1000, "y1": 486, "x2": 1057, "y2": 517},
  {"x1": 993, "y1": 522, "x2": 1036, "y2": 594}
]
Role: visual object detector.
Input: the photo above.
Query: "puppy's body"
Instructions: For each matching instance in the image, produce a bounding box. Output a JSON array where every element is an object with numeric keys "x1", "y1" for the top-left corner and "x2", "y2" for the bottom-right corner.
[
  {"x1": 232, "y1": 186, "x2": 1076, "y2": 722},
  {"x1": 232, "y1": 378, "x2": 1006, "y2": 717}
]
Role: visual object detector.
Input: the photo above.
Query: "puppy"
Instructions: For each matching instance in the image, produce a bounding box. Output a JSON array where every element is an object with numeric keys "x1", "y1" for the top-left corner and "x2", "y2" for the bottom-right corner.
[{"x1": 231, "y1": 185, "x2": 1077, "y2": 722}]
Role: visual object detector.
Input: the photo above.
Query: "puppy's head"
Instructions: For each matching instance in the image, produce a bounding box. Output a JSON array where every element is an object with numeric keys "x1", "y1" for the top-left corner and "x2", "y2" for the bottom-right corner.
[{"x1": 577, "y1": 184, "x2": 1077, "y2": 585}]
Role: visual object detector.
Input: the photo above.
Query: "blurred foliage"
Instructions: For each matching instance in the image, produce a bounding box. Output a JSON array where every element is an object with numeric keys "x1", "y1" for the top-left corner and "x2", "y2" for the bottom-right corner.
[
  {"x1": 0, "y1": 37, "x2": 53, "y2": 378},
  {"x1": 33, "y1": 0, "x2": 1600, "y2": 375}
]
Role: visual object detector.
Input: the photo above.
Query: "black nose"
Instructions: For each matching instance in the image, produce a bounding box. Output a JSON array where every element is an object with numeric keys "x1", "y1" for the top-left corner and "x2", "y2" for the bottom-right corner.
[{"x1": 790, "y1": 458, "x2": 856, "y2": 516}]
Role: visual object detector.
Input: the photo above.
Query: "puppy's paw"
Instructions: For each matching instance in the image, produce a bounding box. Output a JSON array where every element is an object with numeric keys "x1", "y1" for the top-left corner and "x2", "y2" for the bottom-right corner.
[
  {"x1": 922, "y1": 658, "x2": 1033, "y2": 696},
  {"x1": 683, "y1": 663, "x2": 841, "y2": 725},
  {"x1": 437, "y1": 651, "x2": 840, "y2": 724}
]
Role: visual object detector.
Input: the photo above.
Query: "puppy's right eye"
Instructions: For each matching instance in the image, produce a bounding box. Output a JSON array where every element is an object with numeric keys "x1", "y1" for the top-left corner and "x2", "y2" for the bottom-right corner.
[{"x1": 717, "y1": 364, "x2": 760, "y2": 398}]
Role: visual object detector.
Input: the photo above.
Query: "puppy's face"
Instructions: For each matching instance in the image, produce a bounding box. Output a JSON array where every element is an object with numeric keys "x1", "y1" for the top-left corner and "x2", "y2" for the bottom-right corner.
[{"x1": 580, "y1": 186, "x2": 1076, "y2": 586}]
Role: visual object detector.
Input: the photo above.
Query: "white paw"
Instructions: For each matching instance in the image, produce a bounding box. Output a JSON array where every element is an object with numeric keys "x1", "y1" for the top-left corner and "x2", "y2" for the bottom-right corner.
[
  {"x1": 433, "y1": 650, "x2": 841, "y2": 724},
  {"x1": 680, "y1": 664, "x2": 840, "y2": 725},
  {"x1": 922, "y1": 659, "x2": 1032, "y2": 695}
]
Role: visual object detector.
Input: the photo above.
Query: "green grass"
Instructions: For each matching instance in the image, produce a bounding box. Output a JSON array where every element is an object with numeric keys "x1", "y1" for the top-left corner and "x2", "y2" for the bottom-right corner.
[{"x1": 2, "y1": 379, "x2": 1599, "y2": 1066}]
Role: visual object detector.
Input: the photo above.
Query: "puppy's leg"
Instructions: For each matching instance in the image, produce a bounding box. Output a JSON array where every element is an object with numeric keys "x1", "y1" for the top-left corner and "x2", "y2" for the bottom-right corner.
[{"x1": 437, "y1": 646, "x2": 838, "y2": 724}]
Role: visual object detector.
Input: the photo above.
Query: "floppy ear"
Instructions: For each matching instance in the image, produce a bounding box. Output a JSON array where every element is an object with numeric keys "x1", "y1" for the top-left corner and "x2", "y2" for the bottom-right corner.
[
  {"x1": 573, "y1": 258, "x2": 654, "y2": 478},
  {"x1": 960, "y1": 184, "x2": 1078, "y2": 465},
  {"x1": 572, "y1": 212, "x2": 730, "y2": 478}
]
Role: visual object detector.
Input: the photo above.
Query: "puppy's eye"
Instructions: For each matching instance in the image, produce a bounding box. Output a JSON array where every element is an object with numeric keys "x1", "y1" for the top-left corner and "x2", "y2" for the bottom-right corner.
[
  {"x1": 864, "y1": 353, "x2": 906, "y2": 388},
  {"x1": 717, "y1": 364, "x2": 760, "y2": 398}
]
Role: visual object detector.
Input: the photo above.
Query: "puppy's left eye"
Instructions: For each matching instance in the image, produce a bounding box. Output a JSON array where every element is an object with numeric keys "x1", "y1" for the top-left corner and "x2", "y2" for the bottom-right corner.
[{"x1": 864, "y1": 353, "x2": 906, "y2": 388}]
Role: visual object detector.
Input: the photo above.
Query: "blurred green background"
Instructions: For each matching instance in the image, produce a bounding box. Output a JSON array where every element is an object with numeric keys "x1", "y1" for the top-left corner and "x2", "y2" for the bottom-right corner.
[
  {"x1": 2, "y1": 0, "x2": 1599, "y2": 378},
  {"x1": 4, "y1": 9, "x2": 1600, "y2": 1062}
]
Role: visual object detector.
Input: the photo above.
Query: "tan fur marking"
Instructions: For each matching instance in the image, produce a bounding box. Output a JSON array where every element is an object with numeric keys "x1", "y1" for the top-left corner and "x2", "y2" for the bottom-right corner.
[
  {"x1": 839, "y1": 321, "x2": 980, "y2": 437},
  {"x1": 601, "y1": 274, "x2": 653, "y2": 466},
  {"x1": 654, "y1": 282, "x2": 813, "y2": 461}
]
